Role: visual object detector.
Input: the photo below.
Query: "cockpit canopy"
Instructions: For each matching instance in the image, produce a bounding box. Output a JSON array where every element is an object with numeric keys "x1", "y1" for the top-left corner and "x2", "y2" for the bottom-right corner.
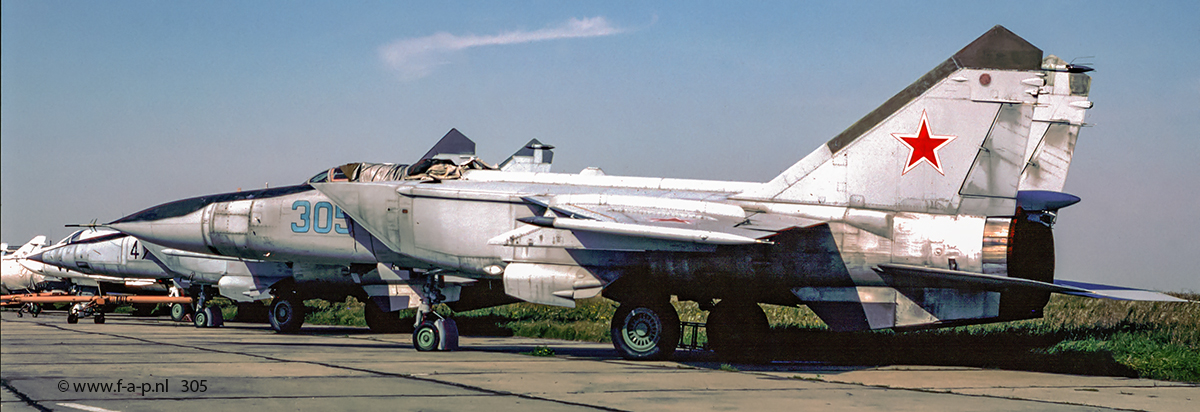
[{"x1": 308, "y1": 158, "x2": 496, "y2": 184}]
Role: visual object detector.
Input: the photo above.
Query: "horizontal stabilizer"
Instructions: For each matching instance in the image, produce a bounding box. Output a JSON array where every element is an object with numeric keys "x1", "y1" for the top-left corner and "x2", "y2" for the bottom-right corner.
[
  {"x1": 876, "y1": 264, "x2": 1190, "y2": 302},
  {"x1": 1054, "y1": 280, "x2": 1188, "y2": 302},
  {"x1": 875, "y1": 263, "x2": 1084, "y2": 293}
]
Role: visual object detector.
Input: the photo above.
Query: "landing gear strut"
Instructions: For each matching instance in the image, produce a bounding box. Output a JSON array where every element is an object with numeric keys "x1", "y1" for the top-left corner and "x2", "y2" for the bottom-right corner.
[
  {"x1": 611, "y1": 298, "x2": 679, "y2": 360},
  {"x1": 411, "y1": 273, "x2": 458, "y2": 351}
]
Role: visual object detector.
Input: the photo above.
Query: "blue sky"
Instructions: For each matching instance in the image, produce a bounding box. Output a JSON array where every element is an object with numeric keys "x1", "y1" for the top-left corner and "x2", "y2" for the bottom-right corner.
[{"x1": 3, "y1": 1, "x2": 1198, "y2": 291}]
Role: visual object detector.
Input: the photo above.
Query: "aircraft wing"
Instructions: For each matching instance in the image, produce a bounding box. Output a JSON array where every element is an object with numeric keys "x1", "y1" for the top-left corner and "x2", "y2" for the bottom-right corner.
[
  {"x1": 500, "y1": 194, "x2": 823, "y2": 247},
  {"x1": 875, "y1": 263, "x2": 1187, "y2": 302}
]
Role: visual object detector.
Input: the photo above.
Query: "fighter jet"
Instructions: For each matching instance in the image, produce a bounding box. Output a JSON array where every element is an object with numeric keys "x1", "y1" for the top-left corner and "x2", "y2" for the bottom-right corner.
[
  {"x1": 105, "y1": 130, "x2": 550, "y2": 338},
  {"x1": 21, "y1": 229, "x2": 201, "y2": 323},
  {"x1": 110, "y1": 27, "x2": 1184, "y2": 359},
  {"x1": 2, "y1": 236, "x2": 74, "y2": 317},
  {"x1": 2, "y1": 236, "x2": 54, "y2": 295}
]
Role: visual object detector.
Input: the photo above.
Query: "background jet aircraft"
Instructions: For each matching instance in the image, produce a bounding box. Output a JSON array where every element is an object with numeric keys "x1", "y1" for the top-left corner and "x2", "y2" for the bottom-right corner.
[
  {"x1": 107, "y1": 130, "x2": 552, "y2": 337},
  {"x1": 2, "y1": 236, "x2": 72, "y2": 317},
  {"x1": 25, "y1": 229, "x2": 194, "y2": 323},
  {"x1": 2, "y1": 236, "x2": 54, "y2": 295}
]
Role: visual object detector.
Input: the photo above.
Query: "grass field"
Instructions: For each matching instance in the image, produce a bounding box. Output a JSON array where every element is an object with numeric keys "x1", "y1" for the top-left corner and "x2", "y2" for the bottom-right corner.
[{"x1": 232, "y1": 292, "x2": 1198, "y2": 382}]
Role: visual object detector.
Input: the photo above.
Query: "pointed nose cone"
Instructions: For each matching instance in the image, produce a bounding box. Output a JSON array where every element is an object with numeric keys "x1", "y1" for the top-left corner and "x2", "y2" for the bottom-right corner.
[
  {"x1": 109, "y1": 209, "x2": 210, "y2": 254},
  {"x1": 25, "y1": 251, "x2": 45, "y2": 264}
]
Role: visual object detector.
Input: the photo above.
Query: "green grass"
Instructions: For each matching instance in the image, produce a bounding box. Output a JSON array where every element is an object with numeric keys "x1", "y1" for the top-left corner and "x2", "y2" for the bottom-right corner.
[{"x1": 218, "y1": 293, "x2": 1198, "y2": 382}]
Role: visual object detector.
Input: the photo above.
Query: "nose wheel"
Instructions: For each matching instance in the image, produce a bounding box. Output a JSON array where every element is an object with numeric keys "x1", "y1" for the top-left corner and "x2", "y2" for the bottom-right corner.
[
  {"x1": 191, "y1": 286, "x2": 224, "y2": 328},
  {"x1": 413, "y1": 316, "x2": 458, "y2": 351},
  {"x1": 410, "y1": 273, "x2": 458, "y2": 351}
]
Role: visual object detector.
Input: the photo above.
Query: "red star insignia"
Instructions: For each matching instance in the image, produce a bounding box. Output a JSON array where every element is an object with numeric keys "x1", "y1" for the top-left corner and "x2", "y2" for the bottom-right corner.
[{"x1": 892, "y1": 110, "x2": 957, "y2": 175}]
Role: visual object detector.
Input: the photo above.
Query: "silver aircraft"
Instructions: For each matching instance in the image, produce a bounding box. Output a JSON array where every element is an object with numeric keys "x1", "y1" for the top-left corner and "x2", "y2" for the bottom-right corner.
[
  {"x1": 105, "y1": 130, "x2": 553, "y2": 340},
  {"x1": 109, "y1": 27, "x2": 1184, "y2": 359},
  {"x1": 2, "y1": 236, "x2": 54, "y2": 295}
]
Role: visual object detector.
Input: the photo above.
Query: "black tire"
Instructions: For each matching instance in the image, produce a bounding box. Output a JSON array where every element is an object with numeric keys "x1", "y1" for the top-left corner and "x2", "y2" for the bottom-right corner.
[
  {"x1": 706, "y1": 300, "x2": 771, "y2": 362},
  {"x1": 94, "y1": 313, "x2": 106, "y2": 324},
  {"x1": 170, "y1": 303, "x2": 192, "y2": 322},
  {"x1": 193, "y1": 307, "x2": 209, "y2": 328},
  {"x1": 364, "y1": 302, "x2": 403, "y2": 334},
  {"x1": 610, "y1": 299, "x2": 680, "y2": 361},
  {"x1": 234, "y1": 302, "x2": 269, "y2": 323},
  {"x1": 413, "y1": 321, "x2": 440, "y2": 351},
  {"x1": 269, "y1": 295, "x2": 306, "y2": 333},
  {"x1": 29, "y1": 303, "x2": 42, "y2": 317},
  {"x1": 67, "y1": 313, "x2": 79, "y2": 324}
]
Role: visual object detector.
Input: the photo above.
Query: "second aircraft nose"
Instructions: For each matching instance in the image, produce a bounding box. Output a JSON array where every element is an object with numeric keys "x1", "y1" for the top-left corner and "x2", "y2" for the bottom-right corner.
[{"x1": 109, "y1": 210, "x2": 210, "y2": 255}]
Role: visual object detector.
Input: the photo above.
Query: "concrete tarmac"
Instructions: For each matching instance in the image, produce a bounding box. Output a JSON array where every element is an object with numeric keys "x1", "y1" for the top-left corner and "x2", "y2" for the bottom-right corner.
[{"x1": 2, "y1": 310, "x2": 1196, "y2": 412}]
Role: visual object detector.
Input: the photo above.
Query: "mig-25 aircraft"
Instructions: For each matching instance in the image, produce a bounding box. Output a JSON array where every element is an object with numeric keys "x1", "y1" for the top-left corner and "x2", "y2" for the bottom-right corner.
[
  {"x1": 20, "y1": 229, "x2": 200, "y2": 324},
  {"x1": 109, "y1": 26, "x2": 1184, "y2": 359}
]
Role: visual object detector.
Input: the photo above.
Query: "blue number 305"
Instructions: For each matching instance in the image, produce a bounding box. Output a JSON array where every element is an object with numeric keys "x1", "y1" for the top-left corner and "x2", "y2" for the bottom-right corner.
[{"x1": 291, "y1": 200, "x2": 350, "y2": 234}]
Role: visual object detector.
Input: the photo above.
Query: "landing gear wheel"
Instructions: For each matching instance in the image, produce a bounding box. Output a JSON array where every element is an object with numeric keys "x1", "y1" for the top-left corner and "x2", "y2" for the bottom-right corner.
[
  {"x1": 67, "y1": 312, "x2": 79, "y2": 324},
  {"x1": 170, "y1": 303, "x2": 192, "y2": 322},
  {"x1": 413, "y1": 322, "x2": 440, "y2": 351},
  {"x1": 194, "y1": 306, "x2": 225, "y2": 328},
  {"x1": 611, "y1": 299, "x2": 680, "y2": 360},
  {"x1": 364, "y1": 302, "x2": 403, "y2": 333},
  {"x1": 269, "y1": 295, "x2": 306, "y2": 333},
  {"x1": 94, "y1": 312, "x2": 106, "y2": 324},
  {"x1": 706, "y1": 300, "x2": 770, "y2": 362},
  {"x1": 193, "y1": 307, "x2": 208, "y2": 327}
]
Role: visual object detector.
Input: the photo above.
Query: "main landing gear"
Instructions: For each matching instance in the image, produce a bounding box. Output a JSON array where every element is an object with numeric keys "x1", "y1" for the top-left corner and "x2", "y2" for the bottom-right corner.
[
  {"x1": 268, "y1": 290, "x2": 306, "y2": 333},
  {"x1": 609, "y1": 297, "x2": 772, "y2": 362},
  {"x1": 411, "y1": 273, "x2": 458, "y2": 351},
  {"x1": 705, "y1": 299, "x2": 771, "y2": 362},
  {"x1": 610, "y1": 297, "x2": 680, "y2": 360},
  {"x1": 364, "y1": 300, "x2": 404, "y2": 333}
]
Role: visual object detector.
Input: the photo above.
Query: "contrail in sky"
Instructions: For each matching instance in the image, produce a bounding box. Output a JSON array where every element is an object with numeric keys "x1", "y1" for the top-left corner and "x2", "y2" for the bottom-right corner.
[{"x1": 379, "y1": 17, "x2": 623, "y2": 81}]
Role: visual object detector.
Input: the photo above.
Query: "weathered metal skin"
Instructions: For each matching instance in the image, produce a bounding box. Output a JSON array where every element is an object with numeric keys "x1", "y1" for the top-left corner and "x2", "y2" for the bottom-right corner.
[
  {"x1": 304, "y1": 26, "x2": 1095, "y2": 334},
  {"x1": 106, "y1": 27, "x2": 1152, "y2": 353},
  {"x1": 113, "y1": 184, "x2": 424, "y2": 268}
]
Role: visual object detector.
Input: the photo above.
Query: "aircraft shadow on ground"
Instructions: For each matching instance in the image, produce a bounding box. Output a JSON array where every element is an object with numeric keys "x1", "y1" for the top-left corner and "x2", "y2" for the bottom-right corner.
[
  {"x1": 722, "y1": 326, "x2": 1143, "y2": 377},
  {"x1": 18, "y1": 310, "x2": 1139, "y2": 378}
]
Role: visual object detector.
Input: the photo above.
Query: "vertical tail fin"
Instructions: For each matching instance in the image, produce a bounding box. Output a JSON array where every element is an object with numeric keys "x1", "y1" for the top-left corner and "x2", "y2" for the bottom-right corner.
[
  {"x1": 12, "y1": 236, "x2": 49, "y2": 258},
  {"x1": 500, "y1": 139, "x2": 555, "y2": 173},
  {"x1": 735, "y1": 26, "x2": 1047, "y2": 216}
]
